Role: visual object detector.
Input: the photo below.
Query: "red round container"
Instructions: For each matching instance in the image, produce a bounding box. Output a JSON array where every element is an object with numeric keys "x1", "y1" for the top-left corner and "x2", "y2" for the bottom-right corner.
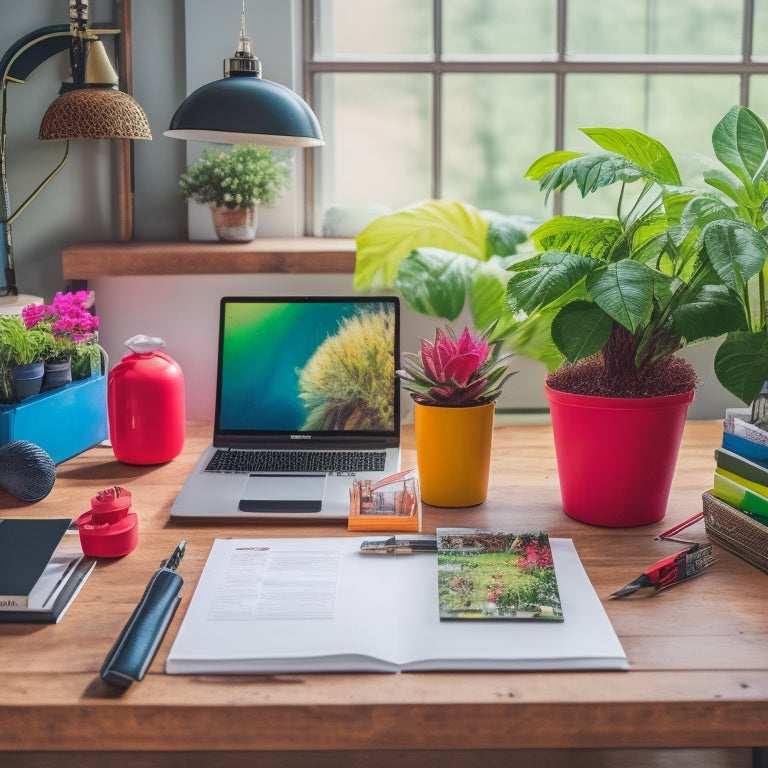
[
  {"x1": 545, "y1": 384, "x2": 694, "y2": 527},
  {"x1": 108, "y1": 337, "x2": 186, "y2": 465}
]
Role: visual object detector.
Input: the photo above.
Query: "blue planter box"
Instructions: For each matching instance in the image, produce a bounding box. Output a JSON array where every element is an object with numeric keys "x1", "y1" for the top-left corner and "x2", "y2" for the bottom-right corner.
[{"x1": 0, "y1": 373, "x2": 108, "y2": 464}]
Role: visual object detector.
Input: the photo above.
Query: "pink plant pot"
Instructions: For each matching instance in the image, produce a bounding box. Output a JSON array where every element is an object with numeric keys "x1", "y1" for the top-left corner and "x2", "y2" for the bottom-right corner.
[{"x1": 545, "y1": 384, "x2": 695, "y2": 527}]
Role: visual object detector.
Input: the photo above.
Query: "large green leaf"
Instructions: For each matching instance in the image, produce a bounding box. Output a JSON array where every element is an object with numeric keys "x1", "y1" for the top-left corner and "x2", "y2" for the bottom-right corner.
[
  {"x1": 525, "y1": 150, "x2": 583, "y2": 181},
  {"x1": 395, "y1": 248, "x2": 472, "y2": 320},
  {"x1": 703, "y1": 219, "x2": 768, "y2": 292},
  {"x1": 501, "y1": 305, "x2": 564, "y2": 371},
  {"x1": 714, "y1": 330, "x2": 768, "y2": 404},
  {"x1": 585, "y1": 260, "x2": 654, "y2": 333},
  {"x1": 531, "y1": 154, "x2": 643, "y2": 202},
  {"x1": 703, "y1": 168, "x2": 748, "y2": 208},
  {"x1": 484, "y1": 212, "x2": 539, "y2": 256},
  {"x1": 711, "y1": 106, "x2": 768, "y2": 189},
  {"x1": 468, "y1": 259, "x2": 513, "y2": 331},
  {"x1": 551, "y1": 300, "x2": 613, "y2": 363},
  {"x1": 530, "y1": 216, "x2": 623, "y2": 261},
  {"x1": 507, "y1": 251, "x2": 598, "y2": 314},
  {"x1": 582, "y1": 127, "x2": 682, "y2": 185},
  {"x1": 354, "y1": 200, "x2": 489, "y2": 291},
  {"x1": 680, "y1": 193, "x2": 736, "y2": 233},
  {"x1": 671, "y1": 284, "x2": 747, "y2": 342}
]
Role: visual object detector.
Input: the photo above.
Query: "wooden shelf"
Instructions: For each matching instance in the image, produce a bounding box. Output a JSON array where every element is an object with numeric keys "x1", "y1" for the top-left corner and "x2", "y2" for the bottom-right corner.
[{"x1": 62, "y1": 238, "x2": 357, "y2": 279}]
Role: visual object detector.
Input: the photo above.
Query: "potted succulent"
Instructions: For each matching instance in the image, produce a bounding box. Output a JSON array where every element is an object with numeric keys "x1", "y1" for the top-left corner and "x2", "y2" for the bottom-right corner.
[
  {"x1": 178, "y1": 144, "x2": 291, "y2": 241},
  {"x1": 397, "y1": 323, "x2": 515, "y2": 507},
  {"x1": 504, "y1": 106, "x2": 768, "y2": 526}
]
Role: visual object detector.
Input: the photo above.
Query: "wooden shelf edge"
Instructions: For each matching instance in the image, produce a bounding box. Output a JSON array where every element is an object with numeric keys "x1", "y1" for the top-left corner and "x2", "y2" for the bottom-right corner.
[{"x1": 62, "y1": 238, "x2": 357, "y2": 278}]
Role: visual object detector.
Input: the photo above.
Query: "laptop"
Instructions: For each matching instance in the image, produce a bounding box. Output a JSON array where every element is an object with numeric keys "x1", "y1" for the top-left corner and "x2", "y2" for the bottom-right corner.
[{"x1": 170, "y1": 296, "x2": 401, "y2": 521}]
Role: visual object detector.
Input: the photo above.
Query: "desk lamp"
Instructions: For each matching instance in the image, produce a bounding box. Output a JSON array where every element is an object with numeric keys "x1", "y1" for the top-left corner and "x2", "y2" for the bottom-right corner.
[
  {"x1": 165, "y1": 1, "x2": 324, "y2": 148},
  {"x1": 0, "y1": 0, "x2": 151, "y2": 313}
]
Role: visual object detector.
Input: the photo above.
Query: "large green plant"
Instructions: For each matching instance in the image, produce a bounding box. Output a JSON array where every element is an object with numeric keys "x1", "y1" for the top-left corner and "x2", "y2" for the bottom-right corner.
[
  {"x1": 510, "y1": 105, "x2": 768, "y2": 403},
  {"x1": 354, "y1": 199, "x2": 537, "y2": 333}
]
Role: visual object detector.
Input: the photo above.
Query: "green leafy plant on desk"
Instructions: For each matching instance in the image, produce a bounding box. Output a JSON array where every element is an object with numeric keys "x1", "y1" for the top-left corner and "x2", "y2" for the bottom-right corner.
[
  {"x1": 514, "y1": 105, "x2": 768, "y2": 402},
  {"x1": 355, "y1": 106, "x2": 768, "y2": 405}
]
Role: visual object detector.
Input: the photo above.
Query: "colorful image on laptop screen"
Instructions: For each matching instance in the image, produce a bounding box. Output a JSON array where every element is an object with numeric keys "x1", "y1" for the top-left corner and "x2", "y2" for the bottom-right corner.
[{"x1": 216, "y1": 298, "x2": 399, "y2": 435}]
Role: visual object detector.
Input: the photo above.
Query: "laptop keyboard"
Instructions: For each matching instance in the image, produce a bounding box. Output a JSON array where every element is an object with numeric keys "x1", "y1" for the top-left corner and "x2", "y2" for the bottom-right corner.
[{"x1": 205, "y1": 449, "x2": 387, "y2": 474}]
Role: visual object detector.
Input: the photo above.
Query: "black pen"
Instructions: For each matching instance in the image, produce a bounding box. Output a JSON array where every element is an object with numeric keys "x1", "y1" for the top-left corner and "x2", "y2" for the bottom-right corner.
[
  {"x1": 360, "y1": 536, "x2": 437, "y2": 554},
  {"x1": 100, "y1": 541, "x2": 186, "y2": 689}
]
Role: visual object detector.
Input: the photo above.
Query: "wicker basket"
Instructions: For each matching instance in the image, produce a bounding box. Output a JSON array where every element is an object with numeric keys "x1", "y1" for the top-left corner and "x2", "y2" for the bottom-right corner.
[{"x1": 703, "y1": 491, "x2": 768, "y2": 575}]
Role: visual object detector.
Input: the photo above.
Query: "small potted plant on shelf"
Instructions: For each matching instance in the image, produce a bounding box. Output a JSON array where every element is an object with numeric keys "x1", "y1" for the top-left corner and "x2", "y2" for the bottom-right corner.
[
  {"x1": 178, "y1": 144, "x2": 291, "y2": 242},
  {"x1": 397, "y1": 323, "x2": 515, "y2": 507}
]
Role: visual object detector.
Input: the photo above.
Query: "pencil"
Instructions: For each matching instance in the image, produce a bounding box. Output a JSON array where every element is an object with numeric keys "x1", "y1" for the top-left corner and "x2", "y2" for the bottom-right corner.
[{"x1": 654, "y1": 511, "x2": 705, "y2": 541}]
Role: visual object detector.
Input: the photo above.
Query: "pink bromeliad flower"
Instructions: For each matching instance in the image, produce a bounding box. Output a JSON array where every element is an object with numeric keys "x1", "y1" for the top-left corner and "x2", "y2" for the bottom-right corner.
[{"x1": 397, "y1": 323, "x2": 515, "y2": 406}]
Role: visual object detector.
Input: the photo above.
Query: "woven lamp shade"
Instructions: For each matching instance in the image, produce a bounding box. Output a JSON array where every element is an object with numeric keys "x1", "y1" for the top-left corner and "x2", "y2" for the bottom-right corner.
[{"x1": 38, "y1": 88, "x2": 152, "y2": 141}]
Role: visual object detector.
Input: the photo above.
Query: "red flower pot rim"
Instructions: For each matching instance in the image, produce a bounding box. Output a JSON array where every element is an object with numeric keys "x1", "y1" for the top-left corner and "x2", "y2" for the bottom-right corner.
[{"x1": 544, "y1": 384, "x2": 695, "y2": 411}]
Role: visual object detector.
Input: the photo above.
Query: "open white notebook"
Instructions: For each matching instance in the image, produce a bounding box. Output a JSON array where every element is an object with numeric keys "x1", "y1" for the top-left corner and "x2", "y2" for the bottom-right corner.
[{"x1": 166, "y1": 536, "x2": 628, "y2": 674}]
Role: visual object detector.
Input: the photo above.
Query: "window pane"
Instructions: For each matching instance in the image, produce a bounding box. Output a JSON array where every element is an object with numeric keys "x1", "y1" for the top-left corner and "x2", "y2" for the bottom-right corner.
[
  {"x1": 314, "y1": 74, "x2": 432, "y2": 233},
  {"x1": 754, "y1": 0, "x2": 768, "y2": 58},
  {"x1": 748, "y1": 78, "x2": 768, "y2": 126},
  {"x1": 567, "y1": 0, "x2": 743, "y2": 57},
  {"x1": 442, "y1": 74, "x2": 554, "y2": 218},
  {"x1": 314, "y1": 0, "x2": 432, "y2": 57},
  {"x1": 562, "y1": 73, "x2": 740, "y2": 216},
  {"x1": 442, "y1": 0, "x2": 557, "y2": 57}
]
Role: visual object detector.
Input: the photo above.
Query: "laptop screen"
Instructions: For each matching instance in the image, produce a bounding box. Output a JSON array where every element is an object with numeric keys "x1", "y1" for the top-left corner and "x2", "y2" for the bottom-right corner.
[{"x1": 214, "y1": 297, "x2": 400, "y2": 442}]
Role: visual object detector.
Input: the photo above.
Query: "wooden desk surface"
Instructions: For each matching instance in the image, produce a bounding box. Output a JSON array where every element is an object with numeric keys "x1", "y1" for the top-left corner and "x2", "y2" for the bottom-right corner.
[{"x1": 1, "y1": 420, "x2": 766, "y2": 762}]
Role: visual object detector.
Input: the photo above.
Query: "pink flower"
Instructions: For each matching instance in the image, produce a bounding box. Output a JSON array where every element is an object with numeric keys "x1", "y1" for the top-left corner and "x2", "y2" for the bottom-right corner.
[
  {"x1": 396, "y1": 323, "x2": 515, "y2": 407},
  {"x1": 421, "y1": 328, "x2": 490, "y2": 387},
  {"x1": 22, "y1": 291, "x2": 99, "y2": 345}
]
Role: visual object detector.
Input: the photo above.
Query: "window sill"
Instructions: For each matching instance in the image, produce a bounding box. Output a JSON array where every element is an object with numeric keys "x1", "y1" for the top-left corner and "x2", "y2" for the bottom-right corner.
[{"x1": 62, "y1": 238, "x2": 356, "y2": 279}]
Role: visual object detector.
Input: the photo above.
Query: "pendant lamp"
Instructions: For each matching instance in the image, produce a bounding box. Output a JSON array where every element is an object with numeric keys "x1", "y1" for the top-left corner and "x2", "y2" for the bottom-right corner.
[{"x1": 165, "y1": 3, "x2": 324, "y2": 148}]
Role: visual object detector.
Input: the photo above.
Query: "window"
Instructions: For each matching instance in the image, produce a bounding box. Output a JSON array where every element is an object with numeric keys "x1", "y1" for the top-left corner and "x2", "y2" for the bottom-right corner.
[{"x1": 304, "y1": 0, "x2": 768, "y2": 235}]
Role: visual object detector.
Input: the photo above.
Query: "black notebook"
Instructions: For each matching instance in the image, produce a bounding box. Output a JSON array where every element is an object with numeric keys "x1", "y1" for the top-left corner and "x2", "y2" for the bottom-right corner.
[{"x1": 0, "y1": 518, "x2": 95, "y2": 623}]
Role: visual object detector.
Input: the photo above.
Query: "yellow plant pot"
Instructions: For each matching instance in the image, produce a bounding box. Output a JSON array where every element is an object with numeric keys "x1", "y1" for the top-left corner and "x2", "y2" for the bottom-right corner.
[{"x1": 413, "y1": 401, "x2": 495, "y2": 507}]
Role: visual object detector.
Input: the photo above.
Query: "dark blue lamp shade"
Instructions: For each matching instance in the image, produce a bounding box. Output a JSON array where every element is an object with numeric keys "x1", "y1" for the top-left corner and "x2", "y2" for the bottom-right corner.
[{"x1": 164, "y1": 74, "x2": 324, "y2": 148}]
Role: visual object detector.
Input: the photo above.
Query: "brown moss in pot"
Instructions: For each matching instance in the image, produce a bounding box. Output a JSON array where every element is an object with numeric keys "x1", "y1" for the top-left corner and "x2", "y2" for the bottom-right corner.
[{"x1": 546, "y1": 325, "x2": 699, "y2": 399}]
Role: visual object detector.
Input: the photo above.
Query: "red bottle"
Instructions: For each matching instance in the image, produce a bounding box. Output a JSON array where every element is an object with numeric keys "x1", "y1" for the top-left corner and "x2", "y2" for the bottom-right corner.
[{"x1": 108, "y1": 336, "x2": 186, "y2": 464}]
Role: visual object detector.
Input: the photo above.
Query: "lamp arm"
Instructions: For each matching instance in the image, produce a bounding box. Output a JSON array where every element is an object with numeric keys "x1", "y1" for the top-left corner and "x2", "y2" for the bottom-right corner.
[
  {"x1": 0, "y1": 25, "x2": 73, "y2": 297},
  {"x1": 4, "y1": 142, "x2": 70, "y2": 228},
  {"x1": 0, "y1": 20, "x2": 129, "y2": 297}
]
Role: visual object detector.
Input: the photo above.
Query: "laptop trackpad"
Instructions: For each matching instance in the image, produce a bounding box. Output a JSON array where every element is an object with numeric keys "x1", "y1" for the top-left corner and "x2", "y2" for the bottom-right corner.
[{"x1": 238, "y1": 473, "x2": 327, "y2": 513}]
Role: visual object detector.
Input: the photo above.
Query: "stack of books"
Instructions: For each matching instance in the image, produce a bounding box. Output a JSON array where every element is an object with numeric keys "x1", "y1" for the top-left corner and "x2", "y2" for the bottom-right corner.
[{"x1": 703, "y1": 407, "x2": 768, "y2": 574}]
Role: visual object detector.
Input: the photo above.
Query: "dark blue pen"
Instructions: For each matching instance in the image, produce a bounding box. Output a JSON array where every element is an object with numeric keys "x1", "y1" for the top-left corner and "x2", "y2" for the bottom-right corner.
[{"x1": 100, "y1": 541, "x2": 186, "y2": 689}]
